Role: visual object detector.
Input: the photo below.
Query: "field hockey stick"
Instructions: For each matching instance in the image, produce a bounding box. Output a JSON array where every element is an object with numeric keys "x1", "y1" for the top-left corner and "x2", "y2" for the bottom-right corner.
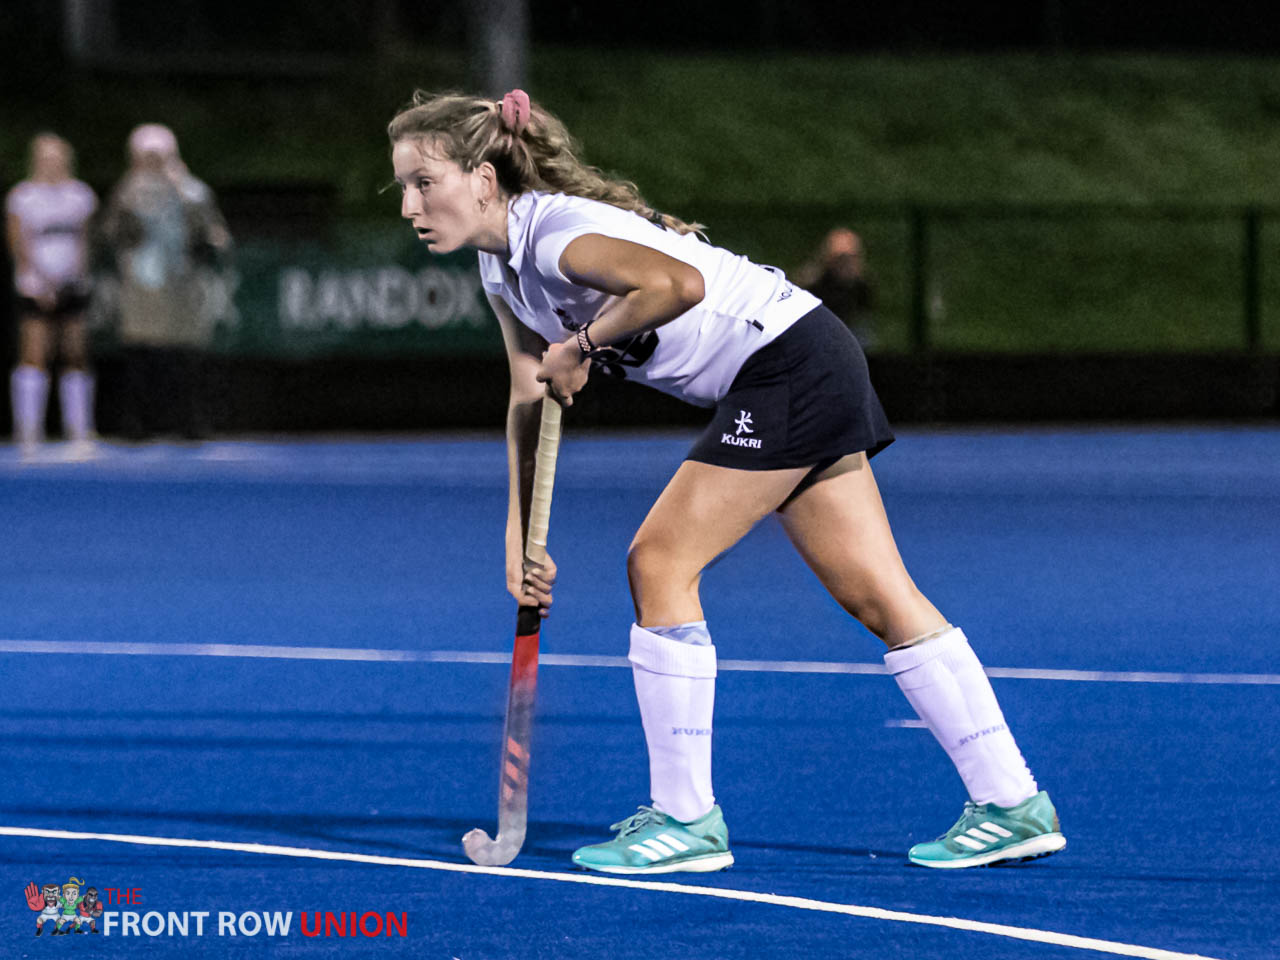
[{"x1": 462, "y1": 394, "x2": 563, "y2": 866}]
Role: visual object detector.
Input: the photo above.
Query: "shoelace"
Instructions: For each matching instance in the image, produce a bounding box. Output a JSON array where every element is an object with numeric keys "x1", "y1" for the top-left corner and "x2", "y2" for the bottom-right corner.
[
  {"x1": 609, "y1": 806, "x2": 666, "y2": 838},
  {"x1": 938, "y1": 801, "x2": 984, "y2": 840}
]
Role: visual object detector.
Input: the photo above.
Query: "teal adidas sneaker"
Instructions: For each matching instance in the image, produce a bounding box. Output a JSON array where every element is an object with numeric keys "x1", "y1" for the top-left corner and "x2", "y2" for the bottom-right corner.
[
  {"x1": 572, "y1": 805, "x2": 734, "y2": 875},
  {"x1": 909, "y1": 790, "x2": 1065, "y2": 868}
]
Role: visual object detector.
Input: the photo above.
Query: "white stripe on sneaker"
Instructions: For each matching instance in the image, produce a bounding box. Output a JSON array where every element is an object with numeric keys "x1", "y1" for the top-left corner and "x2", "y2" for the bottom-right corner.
[
  {"x1": 981, "y1": 822, "x2": 1014, "y2": 838},
  {"x1": 642, "y1": 839, "x2": 676, "y2": 857},
  {"x1": 953, "y1": 835, "x2": 986, "y2": 851},
  {"x1": 628, "y1": 843, "x2": 661, "y2": 862},
  {"x1": 657, "y1": 833, "x2": 690, "y2": 853},
  {"x1": 966, "y1": 828, "x2": 999, "y2": 843}
]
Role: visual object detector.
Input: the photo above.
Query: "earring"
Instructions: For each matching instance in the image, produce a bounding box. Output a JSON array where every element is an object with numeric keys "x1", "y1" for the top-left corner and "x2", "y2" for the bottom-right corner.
[{"x1": 479, "y1": 198, "x2": 489, "y2": 212}]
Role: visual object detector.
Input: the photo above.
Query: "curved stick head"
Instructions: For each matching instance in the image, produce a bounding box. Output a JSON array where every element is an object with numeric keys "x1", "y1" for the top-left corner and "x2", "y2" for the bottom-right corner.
[{"x1": 462, "y1": 827, "x2": 520, "y2": 866}]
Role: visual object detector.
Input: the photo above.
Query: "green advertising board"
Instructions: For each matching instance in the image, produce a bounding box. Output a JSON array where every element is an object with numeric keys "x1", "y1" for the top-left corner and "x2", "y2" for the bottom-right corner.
[{"x1": 209, "y1": 220, "x2": 503, "y2": 357}]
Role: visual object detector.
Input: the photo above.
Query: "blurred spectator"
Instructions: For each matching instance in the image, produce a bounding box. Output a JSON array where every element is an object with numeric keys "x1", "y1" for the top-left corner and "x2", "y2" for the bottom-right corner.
[
  {"x1": 795, "y1": 227, "x2": 875, "y2": 348},
  {"x1": 99, "y1": 123, "x2": 231, "y2": 440},
  {"x1": 5, "y1": 133, "x2": 99, "y2": 460}
]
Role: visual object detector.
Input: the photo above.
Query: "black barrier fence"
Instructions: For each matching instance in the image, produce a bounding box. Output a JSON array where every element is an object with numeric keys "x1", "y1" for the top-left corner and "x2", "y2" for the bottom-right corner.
[{"x1": 69, "y1": 350, "x2": 1276, "y2": 435}]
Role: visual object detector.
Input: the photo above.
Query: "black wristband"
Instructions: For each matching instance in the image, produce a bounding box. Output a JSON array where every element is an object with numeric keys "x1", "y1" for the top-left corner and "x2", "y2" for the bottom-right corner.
[{"x1": 576, "y1": 323, "x2": 599, "y2": 358}]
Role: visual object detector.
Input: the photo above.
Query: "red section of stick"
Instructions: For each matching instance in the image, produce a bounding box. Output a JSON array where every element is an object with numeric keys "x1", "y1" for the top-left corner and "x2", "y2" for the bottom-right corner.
[{"x1": 511, "y1": 629, "x2": 540, "y2": 692}]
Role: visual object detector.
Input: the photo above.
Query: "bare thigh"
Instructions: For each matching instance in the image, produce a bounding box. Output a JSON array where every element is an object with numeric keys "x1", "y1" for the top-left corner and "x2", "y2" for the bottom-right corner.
[
  {"x1": 778, "y1": 452, "x2": 946, "y2": 646},
  {"x1": 628, "y1": 459, "x2": 811, "y2": 627},
  {"x1": 58, "y1": 316, "x2": 90, "y2": 369},
  {"x1": 18, "y1": 316, "x2": 51, "y2": 369}
]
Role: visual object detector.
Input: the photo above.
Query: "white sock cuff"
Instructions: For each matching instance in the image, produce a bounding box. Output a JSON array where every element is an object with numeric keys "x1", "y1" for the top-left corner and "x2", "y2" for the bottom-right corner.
[
  {"x1": 13, "y1": 365, "x2": 49, "y2": 387},
  {"x1": 629, "y1": 623, "x2": 717, "y2": 678},
  {"x1": 884, "y1": 625, "x2": 969, "y2": 675},
  {"x1": 59, "y1": 369, "x2": 92, "y2": 386}
]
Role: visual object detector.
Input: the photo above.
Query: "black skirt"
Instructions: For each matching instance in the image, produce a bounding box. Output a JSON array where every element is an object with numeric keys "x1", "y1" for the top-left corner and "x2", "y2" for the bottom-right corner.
[
  {"x1": 16, "y1": 287, "x2": 91, "y2": 319},
  {"x1": 685, "y1": 304, "x2": 894, "y2": 471}
]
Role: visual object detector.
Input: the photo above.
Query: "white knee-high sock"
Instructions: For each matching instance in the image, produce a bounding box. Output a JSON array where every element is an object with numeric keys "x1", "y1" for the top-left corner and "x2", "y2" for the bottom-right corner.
[
  {"x1": 629, "y1": 622, "x2": 717, "y2": 823},
  {"x1": 11, "y1": 366, "x2": 49, "y2": 446},
  {"x1": 884, "y1": 626, "x2": 1038, "y2": 808},
  {"x1": 59, "y1": 371, "x2": 95, "y2": 441}
]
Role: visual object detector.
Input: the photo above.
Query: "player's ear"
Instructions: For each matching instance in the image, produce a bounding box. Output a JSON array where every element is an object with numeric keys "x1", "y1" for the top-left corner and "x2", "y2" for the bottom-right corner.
[{"x1": 473, "y1": 161, "x2": 499, "y2": 205}]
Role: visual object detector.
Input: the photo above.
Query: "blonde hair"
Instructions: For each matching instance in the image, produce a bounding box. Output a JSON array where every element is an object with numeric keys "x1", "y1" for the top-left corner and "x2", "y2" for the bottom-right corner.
[{"x1": 388, "y1": 90, "x2": 703, "y2": 235}]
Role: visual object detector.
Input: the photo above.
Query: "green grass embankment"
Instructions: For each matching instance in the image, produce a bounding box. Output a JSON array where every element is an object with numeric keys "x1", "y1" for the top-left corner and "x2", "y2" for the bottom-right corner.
[{"x1": 6, "y1": 51, "x2": 1280, "y2": 350}]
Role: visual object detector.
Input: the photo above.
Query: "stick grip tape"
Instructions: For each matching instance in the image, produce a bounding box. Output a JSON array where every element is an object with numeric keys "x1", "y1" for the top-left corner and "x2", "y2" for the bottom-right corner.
[{"x1": 524, "y1": 398, "x2": 562, "y2": 566}]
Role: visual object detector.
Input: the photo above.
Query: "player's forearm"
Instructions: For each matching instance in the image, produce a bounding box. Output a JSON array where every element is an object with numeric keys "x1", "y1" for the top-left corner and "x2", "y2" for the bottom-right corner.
[
  {"x1": 76, "y1": 234, "x2": 92, "y2": 274},
  {"x1": 5, "y1": 220, "x2": 40, "y2": 288},
  {"x1": 8, "y1": 243, "x2": 31, "y2": 275},
  {"x1": 5, "y1": 214, "x2": 24, "y2": 264},
  {"x1": 584, "y1": 276, "x2": 703, "y2": 349},
  {"x1": 506, "y1": 394, "x2": 544, "y2": 548}
]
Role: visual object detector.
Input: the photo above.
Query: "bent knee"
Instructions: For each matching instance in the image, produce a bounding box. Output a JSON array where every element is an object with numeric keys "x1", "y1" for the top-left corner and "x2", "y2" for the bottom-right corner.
[
  {"x1": 838, "y1": 581, "x2": 941, "y2": 644},
  {"x1": 627, "y1": 529, "x2": 719, "y2": 626},
  {"x1": 840, "y1": 593, "x2": 892, "y2": 639},
  {"x1": 628, "y1": 535, "x2": 676, "y2": 590},
  {"x1": 627, "y1": 534, "x2": 705, "y2": 598}
]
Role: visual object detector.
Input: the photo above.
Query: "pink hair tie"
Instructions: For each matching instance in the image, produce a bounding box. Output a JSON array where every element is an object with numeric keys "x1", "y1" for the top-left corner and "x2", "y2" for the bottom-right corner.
[{"x1": 500, "y1": 89, "x2": 531, "y2": 136}]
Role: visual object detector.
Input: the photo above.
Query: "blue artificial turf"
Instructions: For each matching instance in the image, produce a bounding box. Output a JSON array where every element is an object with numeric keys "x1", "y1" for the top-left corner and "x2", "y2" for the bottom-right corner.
[{"x1": 1, "y1": 427, "x2": 1276, "y2": 958}]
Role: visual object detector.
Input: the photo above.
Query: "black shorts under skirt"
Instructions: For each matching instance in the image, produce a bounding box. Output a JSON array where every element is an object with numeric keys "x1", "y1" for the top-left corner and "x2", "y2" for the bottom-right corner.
[
  {"x1": 685, "y1": 305, "x2": 894, "y2": 471},
  {"x1": 16, "y1": 289, "x2": 91, "y2": 319}
]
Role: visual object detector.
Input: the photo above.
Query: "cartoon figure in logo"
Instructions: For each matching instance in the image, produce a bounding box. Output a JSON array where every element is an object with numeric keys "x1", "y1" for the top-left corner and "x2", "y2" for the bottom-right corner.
[
  {"x1": 53, "y1": 877, "x2": 85, "y2": 935},
  {"x1": 76, "y1": 886, "x2": 103, "y2": 934},
  {"x1": 25, "y1": 882, "x2": 61, "y2": 936}
]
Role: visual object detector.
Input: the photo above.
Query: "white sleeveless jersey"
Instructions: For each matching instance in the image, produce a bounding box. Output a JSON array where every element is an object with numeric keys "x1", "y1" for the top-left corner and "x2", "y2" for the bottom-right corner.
[
  {"x1": 5, "y1": 179, "x2": 97, "y2": 298},
  {"x1": 478, "y1": 192, "x2": 818, "y2": 406}
]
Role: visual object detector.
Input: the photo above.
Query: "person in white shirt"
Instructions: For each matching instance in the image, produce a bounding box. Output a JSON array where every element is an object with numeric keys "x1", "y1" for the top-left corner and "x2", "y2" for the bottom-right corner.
[
  {"x1": 5, "y1": 133, "x2": 98, "y2": 458},
  {"x1": 388, "y1": 89, "x2": 1064, "y2": 873}
]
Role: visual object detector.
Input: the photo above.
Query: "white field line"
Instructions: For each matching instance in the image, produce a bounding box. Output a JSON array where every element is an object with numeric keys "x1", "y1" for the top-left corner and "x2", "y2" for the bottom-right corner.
[
  {"x1": 0, "y1": 639, "x2": 1276, "y2": 685},
  {"x1": 0, "y1": 826, "x2": 1222, "y2": 960}
]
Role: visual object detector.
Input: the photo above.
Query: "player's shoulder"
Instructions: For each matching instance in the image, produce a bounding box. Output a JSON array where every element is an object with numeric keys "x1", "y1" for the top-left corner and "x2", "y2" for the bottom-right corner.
[
  {"x1": 176, "y1": 174, "x2": 213, "y2": 205},
  {"x1": 5, "y1": 178, "x2": 36, "y2": 211},
  {"x1": 509, "y1": 191, "x2": 661, "y2": 280},
  {"x1": 523, "y1": 192, "x2": 663, "y2": 263},
  {"x1": 69, "y1": 178, "x2": 97, "y2": 202},
  {"x1": 523, "y1": 190, "x2": 641, "y2": 233},
  {"x1": 60, "y1": 178, "x2": 98, "y2": 215}
]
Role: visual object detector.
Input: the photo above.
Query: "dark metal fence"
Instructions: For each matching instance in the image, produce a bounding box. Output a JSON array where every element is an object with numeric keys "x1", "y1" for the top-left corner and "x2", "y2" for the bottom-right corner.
[
  {"x1": 902, "y1": 203, "x2": 1271, "y2": 353},
  {"x1": 693, "y1": 202, "x2": 1279, "y2": 356}
]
